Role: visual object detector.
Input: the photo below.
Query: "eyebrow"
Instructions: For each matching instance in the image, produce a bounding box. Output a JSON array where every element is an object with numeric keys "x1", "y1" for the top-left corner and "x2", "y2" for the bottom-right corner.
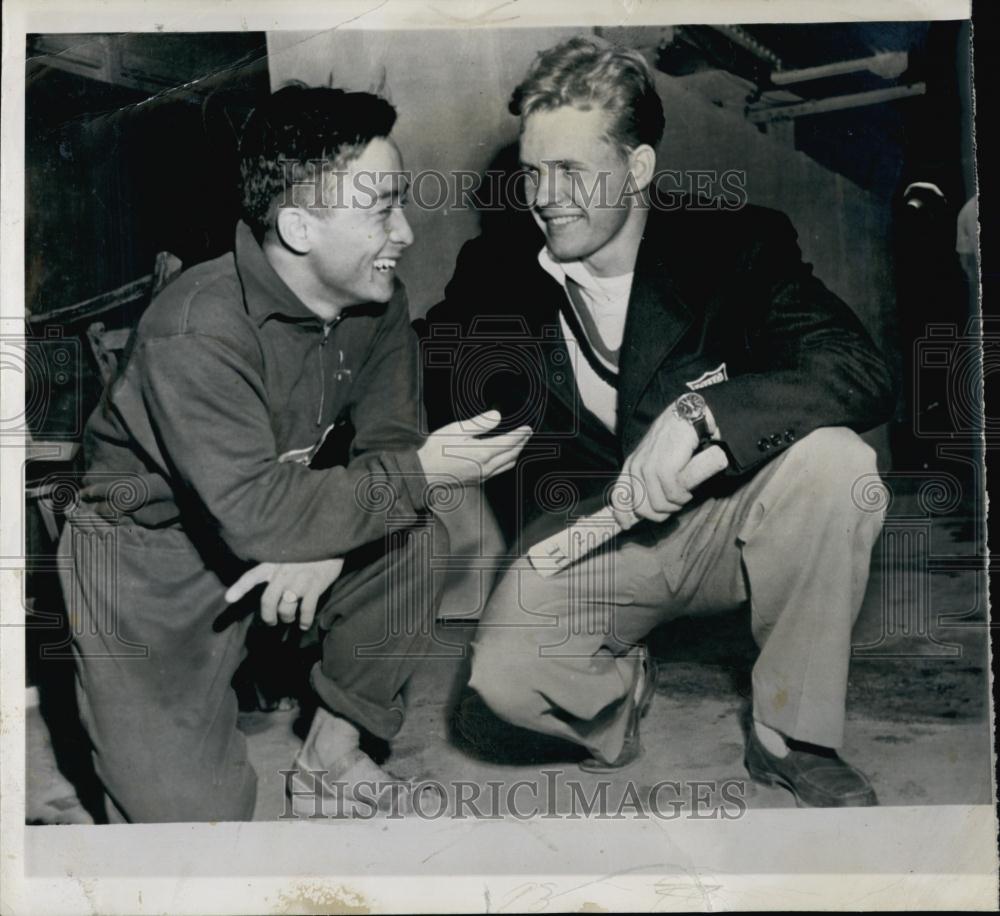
[
  {"x1": 519, "y1": 158, "x2": 587, "y2": 171},
  {"x1": 376, "y1": 185, "x2": 409, "y2": 205}
]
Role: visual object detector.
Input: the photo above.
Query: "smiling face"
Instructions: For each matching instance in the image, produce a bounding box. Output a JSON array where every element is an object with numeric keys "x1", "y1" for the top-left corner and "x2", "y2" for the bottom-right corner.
[
  {"x1": 303, "y1": 136, "x2": 413, "y2": 309},
  {"x1": 520, "y1": 106, "x2": 651, "y2": 277}
]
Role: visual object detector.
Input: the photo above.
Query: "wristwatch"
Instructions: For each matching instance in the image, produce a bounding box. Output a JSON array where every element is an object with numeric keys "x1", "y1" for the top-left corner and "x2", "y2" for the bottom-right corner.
[{"x1": 673, "y1": 392, "x2": 712, "y2": 446}]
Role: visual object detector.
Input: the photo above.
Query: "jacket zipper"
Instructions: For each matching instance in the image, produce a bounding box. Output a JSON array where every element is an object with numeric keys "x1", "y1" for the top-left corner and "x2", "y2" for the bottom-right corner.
[{"x1": 316, "y1": 321, "x2": 333, "y2": 426}]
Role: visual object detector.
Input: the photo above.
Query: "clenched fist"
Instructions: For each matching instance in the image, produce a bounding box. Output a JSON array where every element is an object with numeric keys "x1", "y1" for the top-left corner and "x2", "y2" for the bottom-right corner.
[{"x1": 612, "y1": 402, "x2": 729, "y2": 530}]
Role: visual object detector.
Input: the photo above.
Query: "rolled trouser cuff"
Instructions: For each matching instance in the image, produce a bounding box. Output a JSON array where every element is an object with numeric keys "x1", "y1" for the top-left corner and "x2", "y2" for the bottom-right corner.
[{"x1": 309, "y1": 661, "x2": 405, "y2": 740}]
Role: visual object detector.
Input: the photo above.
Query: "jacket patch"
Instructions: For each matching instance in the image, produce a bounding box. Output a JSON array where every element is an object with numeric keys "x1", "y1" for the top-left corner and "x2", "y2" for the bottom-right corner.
[
  {"x1": 685, "y1": 362, "x2": 728, "y2": 391},
  {"x1": 278, "y1": 423, "x2": 337, "y2": 466}
]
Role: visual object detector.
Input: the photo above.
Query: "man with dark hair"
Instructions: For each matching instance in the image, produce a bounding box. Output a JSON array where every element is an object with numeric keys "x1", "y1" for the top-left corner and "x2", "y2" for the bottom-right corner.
[
  {"x1": 58, "y1": 85, "x2": 529, "y2": 823},
  {"x1": 429, "y1": 37, "x2": 896, "y2": 807}
]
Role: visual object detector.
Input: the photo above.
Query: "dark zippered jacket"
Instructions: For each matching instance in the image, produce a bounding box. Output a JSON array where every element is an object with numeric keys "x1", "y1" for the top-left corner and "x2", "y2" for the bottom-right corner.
[
  {"x1": 421, "y1": 204, "x2": 896, "y2": 543},
  {"x1": 80, "y1": 221, "x2": 428, "y2": 564}
]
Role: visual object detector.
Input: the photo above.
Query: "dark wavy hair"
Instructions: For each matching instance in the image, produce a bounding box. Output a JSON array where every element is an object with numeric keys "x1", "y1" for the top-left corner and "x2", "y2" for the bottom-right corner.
[
  {"x1": 239, "y1": 84, "x2": 397, "y2": 237},
  {"x1": 509, "y1": 37, "x2": 664, "y2": 154}
]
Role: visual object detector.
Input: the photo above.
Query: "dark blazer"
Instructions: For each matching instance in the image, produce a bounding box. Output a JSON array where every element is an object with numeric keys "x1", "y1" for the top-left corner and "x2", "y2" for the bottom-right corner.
[{"x1": 419, "y1": 203, "x2": 896, "y2": 541}]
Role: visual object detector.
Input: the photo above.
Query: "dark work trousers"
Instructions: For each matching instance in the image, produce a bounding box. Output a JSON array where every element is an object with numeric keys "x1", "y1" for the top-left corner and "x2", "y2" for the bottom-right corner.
[{"x1": 57, "y1": 511, "x2": 447, "y2": 824}]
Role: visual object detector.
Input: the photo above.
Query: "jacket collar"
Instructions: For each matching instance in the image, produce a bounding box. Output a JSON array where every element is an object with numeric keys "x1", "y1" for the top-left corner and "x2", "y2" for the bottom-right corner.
[
  {"x1": 536, "y1": 245, "x2": 635, "y2": 296},
  {"x1": 233, "y1": 220, "x2": 325, "y2": 327},
  {"x1": 520, "y1": 207, "x2": 694, "y2": 437}
]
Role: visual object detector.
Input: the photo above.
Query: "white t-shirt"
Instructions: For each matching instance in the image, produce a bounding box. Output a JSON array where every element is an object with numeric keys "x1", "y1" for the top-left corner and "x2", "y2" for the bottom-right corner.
[{"x1": 538, "y1": 247, "x2": 633, "y2": 433}]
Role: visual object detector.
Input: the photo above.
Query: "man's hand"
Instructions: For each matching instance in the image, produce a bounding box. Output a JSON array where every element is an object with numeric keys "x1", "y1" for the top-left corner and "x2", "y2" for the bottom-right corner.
[
  {"x1": 612, "y1": 403, "x2": 729, "y2": 530},
  {"x1": 224, "y1": 558, "x2": 346, "y2": 630},
  {"x1": 418, "y1": 410, "x2": 532, "y2": 485}
]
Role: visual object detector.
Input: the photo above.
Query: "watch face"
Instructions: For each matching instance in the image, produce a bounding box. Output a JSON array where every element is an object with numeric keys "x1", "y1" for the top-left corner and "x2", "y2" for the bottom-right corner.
[{"x1": 677, "y1": 392, "x2": 706, "y2": 422}]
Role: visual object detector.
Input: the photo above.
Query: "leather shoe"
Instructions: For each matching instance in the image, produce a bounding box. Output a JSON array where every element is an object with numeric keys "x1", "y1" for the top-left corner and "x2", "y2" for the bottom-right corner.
[
  {"x1": 579, "y1": 646, "x2": 657, "y2": 772},
  {"x1": 744, "y1": 722, "x2": 878, "y2": 807}
]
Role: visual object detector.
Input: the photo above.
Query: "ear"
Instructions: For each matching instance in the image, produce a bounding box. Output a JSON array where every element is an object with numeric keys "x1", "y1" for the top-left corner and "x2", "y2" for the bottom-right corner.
[
  {"x1": 275, "y1": 207, "x2": 312, "y2": 255},
  {"x1": 627, "y1": 144, "x2": 657, "y2": 193}
]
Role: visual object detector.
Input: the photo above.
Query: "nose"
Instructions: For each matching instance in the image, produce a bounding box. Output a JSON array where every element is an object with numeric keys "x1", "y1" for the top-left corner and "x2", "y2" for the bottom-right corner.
[
  {"x1": 530, "y1": 165, "x2": 569, "y2": 211},
  {"x1": 389, "y1": 207, "x2": 414, "y2": 249}
]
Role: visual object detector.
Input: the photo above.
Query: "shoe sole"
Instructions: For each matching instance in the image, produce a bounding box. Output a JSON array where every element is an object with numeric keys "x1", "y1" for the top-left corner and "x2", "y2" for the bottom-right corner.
[
  {"x1": 744, "y1": 757, "x2": 806, "y2": 808},
  {"x1": 578, "y1": 654, "x2": 657, "y2": 773}
]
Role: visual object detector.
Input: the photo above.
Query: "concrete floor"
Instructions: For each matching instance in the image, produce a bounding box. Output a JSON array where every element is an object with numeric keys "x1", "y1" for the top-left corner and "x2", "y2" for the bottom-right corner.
[{"x1": 25, "y1": 492, "x2": 993, "y2": 823}]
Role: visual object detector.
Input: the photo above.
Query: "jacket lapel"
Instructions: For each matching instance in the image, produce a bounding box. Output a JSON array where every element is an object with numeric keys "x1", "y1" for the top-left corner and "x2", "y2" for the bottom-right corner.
[
  {"x1": 520, "y1": 263, "x2": 586, "y2": 415},
  {"x1": 617, "y1": 217, "x2": 694, "y2": 426},
  {"x1": 520, "y1": 262, "x2": 620, "y2": 447}
]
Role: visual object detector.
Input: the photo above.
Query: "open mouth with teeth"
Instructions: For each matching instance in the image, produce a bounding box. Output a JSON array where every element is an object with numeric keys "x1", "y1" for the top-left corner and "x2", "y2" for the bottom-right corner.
[
  {"x1": 543, "y1": 214, "x2": 584, "y2": 228},
  {"x1": 373, "y1": 258, "x2": 397, "y2": 273}
]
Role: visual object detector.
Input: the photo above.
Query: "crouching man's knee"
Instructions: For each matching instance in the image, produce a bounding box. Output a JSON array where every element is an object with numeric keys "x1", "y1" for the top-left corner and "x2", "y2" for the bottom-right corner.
[
  {"x1": 467, "y1": 636, "x2": 538, "y2": 729},
  {"x1": 782, "y1": 426, "x2": 880, "y2": 504}
]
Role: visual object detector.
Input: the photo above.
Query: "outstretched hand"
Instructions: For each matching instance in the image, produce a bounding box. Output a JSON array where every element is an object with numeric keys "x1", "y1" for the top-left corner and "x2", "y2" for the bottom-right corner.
[{"x1": 418, "y1": 410, "x2": 531, "y2": 485}]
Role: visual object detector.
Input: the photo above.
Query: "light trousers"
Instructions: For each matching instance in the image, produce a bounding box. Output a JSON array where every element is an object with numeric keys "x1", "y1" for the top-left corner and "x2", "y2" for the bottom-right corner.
[{"x1": 469, "y1": 427, "x2": 884, "y2": 763}]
